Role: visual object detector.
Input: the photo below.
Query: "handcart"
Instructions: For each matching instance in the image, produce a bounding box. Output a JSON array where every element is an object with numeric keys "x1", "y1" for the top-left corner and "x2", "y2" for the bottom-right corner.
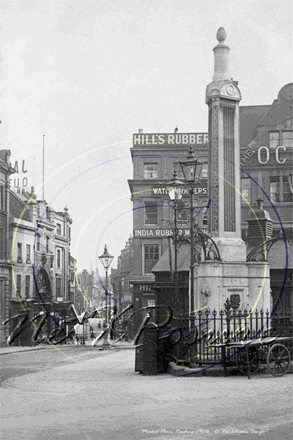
[{"x1": 211, "y1": 336, "x2": 292, "y2": 379}]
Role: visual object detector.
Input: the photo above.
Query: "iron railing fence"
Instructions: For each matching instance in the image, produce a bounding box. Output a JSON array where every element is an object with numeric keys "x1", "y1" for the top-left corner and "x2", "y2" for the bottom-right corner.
[{"x1": 165, "y1": 308, "x2": 293, "y2": 366}]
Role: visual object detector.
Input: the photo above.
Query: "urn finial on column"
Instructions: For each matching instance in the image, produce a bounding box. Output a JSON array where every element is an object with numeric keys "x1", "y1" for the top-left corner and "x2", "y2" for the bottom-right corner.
[
  {"x1": 213, "y1": 27, "x2": 230, "y2": 82},
  {"x1": 216, "y1": 27, "x2": 226, "y2": 43}
]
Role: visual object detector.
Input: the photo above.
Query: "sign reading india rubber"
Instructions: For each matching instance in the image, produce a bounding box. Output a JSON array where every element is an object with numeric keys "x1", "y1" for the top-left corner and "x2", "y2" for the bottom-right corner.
[
  {"x1": 134, "y1": 228, "x2": 190, "y2": 238},
  {"x1": 133, "y1": 133, "x2": 209, "y2": 146}
]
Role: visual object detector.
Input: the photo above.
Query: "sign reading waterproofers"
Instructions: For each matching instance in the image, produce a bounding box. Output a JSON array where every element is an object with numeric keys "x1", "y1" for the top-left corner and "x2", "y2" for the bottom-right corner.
[
  {"x1": 152, "y1": 185, "x2": 207, "y2": 196},
  {"x1": 133, "y1": 133, "x2": 209, "y2": 146}
]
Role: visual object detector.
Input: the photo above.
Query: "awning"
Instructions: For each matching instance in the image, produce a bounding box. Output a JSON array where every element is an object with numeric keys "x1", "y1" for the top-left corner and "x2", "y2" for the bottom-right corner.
[{"x1": 152, "y1": 243, "x2": 191, "y2": 273}]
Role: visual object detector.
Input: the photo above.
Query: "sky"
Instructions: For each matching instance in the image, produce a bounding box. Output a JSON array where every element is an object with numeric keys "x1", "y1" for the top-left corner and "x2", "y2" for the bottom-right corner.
[{"x1": 1, "y1": 0, "x2": 292, "y2": 275}]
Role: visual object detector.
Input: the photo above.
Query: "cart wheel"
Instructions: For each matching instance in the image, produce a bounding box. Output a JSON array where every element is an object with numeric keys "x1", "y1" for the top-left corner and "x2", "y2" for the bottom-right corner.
[
  {"x1": 267, "y1": 343, "x2": 290, "y2": 377},
  {"x1": 236, "y1": 348, "x2": 260, "y2": 375}
]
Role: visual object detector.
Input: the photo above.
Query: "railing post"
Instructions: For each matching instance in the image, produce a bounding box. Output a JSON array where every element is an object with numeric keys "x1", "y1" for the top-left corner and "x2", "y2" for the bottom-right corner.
[
  {"x1": 238, "y1": 309, "x2": 242, "y2": 340},
  {"x1": 205, "y1": 309, "x2": 210, "y2": 361},
  {"x1": 198, "y1": 309, "x2": 202, "y2": 366},
  {"x1": 260, "y1": 309, "x2": 264, "y2": 337},
  {"x1": 212, "y1": 309, "x2": 217, "y2": 362},
  {"x1": 255, "y1": 309, "x2": 259, "y2": 337},
  {"x1": 243, "y1": 309, "x2": 248, "y2": 339}
]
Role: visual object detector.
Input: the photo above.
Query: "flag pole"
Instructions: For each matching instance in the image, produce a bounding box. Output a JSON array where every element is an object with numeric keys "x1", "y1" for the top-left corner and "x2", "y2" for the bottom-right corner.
[{"x1": 42, "y1": 134, "x2": 45, "y2": 201}]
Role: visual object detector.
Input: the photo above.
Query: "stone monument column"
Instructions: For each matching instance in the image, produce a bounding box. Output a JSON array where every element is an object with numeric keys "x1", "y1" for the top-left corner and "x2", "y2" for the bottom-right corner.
[{"x1": 205, "y1": 27, "x2": 246, "y2": 261}]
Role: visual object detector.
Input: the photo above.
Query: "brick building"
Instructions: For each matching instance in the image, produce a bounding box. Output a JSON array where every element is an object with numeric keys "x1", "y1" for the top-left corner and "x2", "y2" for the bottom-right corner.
[{"x1": 127, "y1": 83, "x2": 293, "y2": 319}]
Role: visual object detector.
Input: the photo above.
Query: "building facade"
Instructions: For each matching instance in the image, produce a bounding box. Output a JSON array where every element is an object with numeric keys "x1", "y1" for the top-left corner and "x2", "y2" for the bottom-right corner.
[
  {"x1": 0, "y1": 150, "x2": 15, "y2": 346},
  {"x1": 239, "y1": 83, "x2": 293, "y2": 312},
  {"x1": 127, "y1": 84, "x2": 293, "y2": 318},
  {"x1": 128, "y1": 133, "x2": 209, "y2": 320},
  {"x1": 6, "y1": 186, "x2": 74, "y2": 345}
]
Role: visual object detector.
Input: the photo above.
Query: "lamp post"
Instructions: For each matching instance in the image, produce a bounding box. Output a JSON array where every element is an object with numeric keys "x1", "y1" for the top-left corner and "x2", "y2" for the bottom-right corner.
[
  {"x1": 180, "y1": 146, "x2": 203, "y2": 362},
  {"x1": 98, "y1": 244, "x2": 114, "y2": 348},
  {"x1": 166, "y1": 171, "x2": 184, "y2": 361}
]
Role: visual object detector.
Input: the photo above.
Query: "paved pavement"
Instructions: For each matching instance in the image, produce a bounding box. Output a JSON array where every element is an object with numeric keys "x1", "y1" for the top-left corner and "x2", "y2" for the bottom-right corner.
[
  {"x1": 0, "y1": 340, "x2": 135, "y2": 355},
  {"x1": 1, "y1": 347, "x2": 292, "y2": 440}
]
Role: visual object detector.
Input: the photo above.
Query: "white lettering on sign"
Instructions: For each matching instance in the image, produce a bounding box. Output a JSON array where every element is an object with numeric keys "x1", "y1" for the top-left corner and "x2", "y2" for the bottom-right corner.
[
  {"x1": 134, "y1": 229, "x2": 190, "y2": 238},
  {"x1": 241, "y1": 146, "x2": 288, "y2": 167},
  {"x1": 240, "y1": 149, "x2": 255, "y2": 167},
  {"x1": 133, "y1": 133, "x2": 209, "y2": 146},
  {"x1": 276, "y1": 146, "x2": 287, "y2": 164},
  {"x1": 10, "y1": 157, "x2": 36, "y2": 191},
  {"x1": 258, "y1": 147, "x2": 270, "y2": 165},
  {"x1": 152, "y1": 186, "x2": 207, "y2": 196},
  {"x1": 193, "y1": 187, "x2": 207, "y2": 195},
  {"x1": 12, "y1": 160, "x2": 29, "y2": 188}
]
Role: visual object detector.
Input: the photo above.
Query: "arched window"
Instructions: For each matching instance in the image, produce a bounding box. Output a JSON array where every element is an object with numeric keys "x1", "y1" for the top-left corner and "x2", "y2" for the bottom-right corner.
[{"x1": 36, "y1": 234, "x2": 40, "y2": 251}]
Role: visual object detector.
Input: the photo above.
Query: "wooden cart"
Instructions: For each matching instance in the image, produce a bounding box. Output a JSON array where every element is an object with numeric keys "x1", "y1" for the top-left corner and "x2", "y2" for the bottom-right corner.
[{"x1": 211, "y1": 336, "x2": 292, "y2": 379}]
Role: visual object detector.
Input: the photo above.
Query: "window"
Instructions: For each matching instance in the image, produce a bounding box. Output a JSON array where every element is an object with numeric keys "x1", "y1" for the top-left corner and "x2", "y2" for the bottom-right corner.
[
  {"x1": 201, "y1": 163, "x2": 208, "y2": 179},
  {"x1": 56, "y1": 278, "x2": 61, "y2": 297},
  {"x1": 144, "y1": 245, "x2": 159, "y2": 273},
  {"x1": 57, "y1": 249, "x2": 61, "y2": 268},
  {"x1": 241, "y1": 178, "x2": 251, "y2": 203},
  {"x1": 0, "y1": 186, "x2": 3, "y2": 210},
  {"x1": 16, "y1": 275, "x2": 21, "y2": 297},
  {"x1": 173, "y1": 162, "x2": 184, "y2": 179},
  {"x1": 26, "y1": 244, "x2": 31, "y2": 263},
  {"x1": 283, "y1": 176, "x2": 293, "y2": 202},
  {"x1": 36, "y1": 234, "x2": 40, "y2": 251},
  {"x1": 269, "y1": 131, "x2": 279, "y2": 149},
  {"x1": 144, "y1": 163, "x2": 158, "y2": 179},
  {"x1": 147, "y1": 299, "x2": 155, "y2": 307},
  {"x1": 282, "y1": 131, "x2": 293, "y2": 148},
  {"x1": 270, "y1": 177, "x2": 280, "y2": 203},
  {"x1": 144, "y1": 202, "x2": 158, "y2": 225},
  {"x1": 25, "y1": 275, "x2": 30, "y2": 298},
  {"x1": 46, "y1": 236, "x2": 49, "y2": 253},
  {"x1": 17, "y1": 243, "x2": 22, "y2": 263},
  {"x1": 177, "y1": 200, "x2": 188, "y2": 223},
  {"x1": 269, "y1": 130, "x2": 293, "y2": 149},
  {"x1": 0, "y1": 228, "x2": 3, "y2": 259},
  {"x1": 57, "y1": 223, "x2": 62, "y2": 235}
]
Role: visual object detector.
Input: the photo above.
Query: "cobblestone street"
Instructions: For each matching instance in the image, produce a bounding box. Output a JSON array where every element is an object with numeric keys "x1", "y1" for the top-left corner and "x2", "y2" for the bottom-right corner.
[{"x1": 1, "y1": 347, "x2": 292, "y2": 439}]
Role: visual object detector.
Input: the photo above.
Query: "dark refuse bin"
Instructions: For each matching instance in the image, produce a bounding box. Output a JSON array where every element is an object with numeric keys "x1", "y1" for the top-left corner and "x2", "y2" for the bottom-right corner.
[
  {"x1": 135, "y1": 323, "x2": 159, "y2": 375},
  {"x1": 142, "y1": 323, "x2": 158, "y2": 376}
]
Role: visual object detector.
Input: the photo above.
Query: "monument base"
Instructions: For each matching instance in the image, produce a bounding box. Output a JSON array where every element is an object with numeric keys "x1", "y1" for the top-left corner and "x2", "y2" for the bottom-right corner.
[
  {"x1": 212, "y1": 237, "x2": 247, "y2": 262},
  {"x1": 194, "y1": 260, "x2": 270, "y2": 313}
]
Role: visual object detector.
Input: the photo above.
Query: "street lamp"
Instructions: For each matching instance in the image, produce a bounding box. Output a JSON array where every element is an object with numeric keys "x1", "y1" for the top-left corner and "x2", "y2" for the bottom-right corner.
[
  {"x1": 180, "y1": 146, "x2": 203, "y2": 362},
  {"x1": 99, "y1": 244, "x2": 114, "y2": 348},
  {"x1": 166, "y1": 170, "x2": 185, "y2": 362}
]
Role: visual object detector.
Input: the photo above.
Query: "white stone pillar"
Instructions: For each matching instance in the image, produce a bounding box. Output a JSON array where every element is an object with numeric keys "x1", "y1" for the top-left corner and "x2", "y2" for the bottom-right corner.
[{"x1": 205, "y1": 27, "x2": 246, "y2": 262}]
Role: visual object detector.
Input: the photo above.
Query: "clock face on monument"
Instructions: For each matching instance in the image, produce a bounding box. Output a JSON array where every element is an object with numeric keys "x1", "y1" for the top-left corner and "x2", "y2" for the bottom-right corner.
[
  {"x1": 226, "y1": 84, "x2": 236, "y2": 96},
  {"x1": 221, "y1": 83, "x2": 240, "y2": 99}
]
